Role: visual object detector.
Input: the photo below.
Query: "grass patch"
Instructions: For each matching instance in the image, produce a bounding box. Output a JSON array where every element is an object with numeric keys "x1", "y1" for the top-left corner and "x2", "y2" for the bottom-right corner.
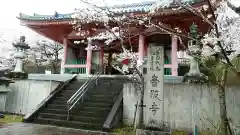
[
  {"x1": 112, "y1": 127, "x2": 135, "y2": 135},
  {"x1": 0, "y1": 115, "x2": 23, "y2": 124},
  {"x1": 171, "y1": 130, "x2": 215, "y2": 135}
]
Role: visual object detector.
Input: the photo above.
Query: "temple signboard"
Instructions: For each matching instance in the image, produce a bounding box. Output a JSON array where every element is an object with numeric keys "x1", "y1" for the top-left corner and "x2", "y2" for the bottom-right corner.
[{"x1": 144, "y1": 44, "x2": 164, "y2": 128}]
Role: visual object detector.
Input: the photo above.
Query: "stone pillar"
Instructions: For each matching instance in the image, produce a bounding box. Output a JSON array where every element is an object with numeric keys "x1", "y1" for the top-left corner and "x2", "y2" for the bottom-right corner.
[
  {"x1": 171, "y1": 35, "x2": 178, "y2": 76},
  {"x1": 86, "y1": 39, "x2": 92, "y2": 74},
  {"x1": 144, "y1": 44, "x2": 164, "y2": 128},
  {"x1": 12, "y1": 36, "x2": 30, "y2": 73},
  {"x1": 14, "y1": 58, "x2": 24, "y2": 72},
  {"x1": 60, "y1": 38, "x2": 68, "y2": 74},
  {"x1": 138, "y1": 34, "x2": 145, "y2": 67}
]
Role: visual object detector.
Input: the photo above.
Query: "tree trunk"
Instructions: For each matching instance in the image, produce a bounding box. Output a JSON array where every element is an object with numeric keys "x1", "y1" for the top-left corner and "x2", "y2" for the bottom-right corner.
[
  {"x1": 218, "y1": 65, "x2": 228, "y2": 135},
  {"x1": 51, "y1": 53, "x2": 59, "y2": 74},
  {"x1": 52, "y1": 63, "x2": 57, "y2": 74}
]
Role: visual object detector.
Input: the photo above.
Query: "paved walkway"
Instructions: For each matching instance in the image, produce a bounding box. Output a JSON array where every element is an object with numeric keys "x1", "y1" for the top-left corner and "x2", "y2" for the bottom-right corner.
[{"x1": 0, "y1": 123, "x2": 110, "y2": 135}]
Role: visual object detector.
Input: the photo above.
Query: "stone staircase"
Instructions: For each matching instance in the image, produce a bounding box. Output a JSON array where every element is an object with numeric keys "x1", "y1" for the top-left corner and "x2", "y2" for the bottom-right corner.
[{"x1": 30, "y1": 77, "x2": 123, "y2": 130}]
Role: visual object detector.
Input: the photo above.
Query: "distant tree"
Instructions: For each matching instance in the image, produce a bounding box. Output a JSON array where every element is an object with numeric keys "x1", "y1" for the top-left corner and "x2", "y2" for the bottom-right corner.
[{"x1": 29, "y1": 40, "x2": 63, "y2": 74}]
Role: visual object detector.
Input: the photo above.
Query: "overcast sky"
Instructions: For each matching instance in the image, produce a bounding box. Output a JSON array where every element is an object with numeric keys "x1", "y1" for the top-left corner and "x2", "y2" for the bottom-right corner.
[
  {"x1": 0, "y1": 0, "x2": 239, "y2": 30},
  {"x1": 0, "y1": 0, "x2": 153, "y2": 27}
]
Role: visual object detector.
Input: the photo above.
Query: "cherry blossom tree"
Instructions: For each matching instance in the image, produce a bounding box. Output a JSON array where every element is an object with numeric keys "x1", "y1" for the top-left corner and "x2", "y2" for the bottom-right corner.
[{"x1": 73, "y1": 0, "x2": 240, "y2": 133}]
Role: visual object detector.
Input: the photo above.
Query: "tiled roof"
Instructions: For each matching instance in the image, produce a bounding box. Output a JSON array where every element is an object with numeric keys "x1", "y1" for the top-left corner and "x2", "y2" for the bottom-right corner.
[
  {"x1": 18, "y1": 0, "x2": 204, "y2": 21},
  {"x1": 18, "y1": 12, "x2": 73, "y2": 21},
  {"x1": 110, "y1": 1, "x2": 155, "y2": 13}
]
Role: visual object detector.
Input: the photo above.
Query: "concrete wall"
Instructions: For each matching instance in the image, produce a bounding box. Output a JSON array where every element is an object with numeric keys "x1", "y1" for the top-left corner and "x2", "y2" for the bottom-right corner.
[
  {"x1": 0, "y1": 93, "x2": 7, "y2": 112},
  {"x1": 123, "y1": 83, "x2": 240, "y2": 132},
  {"x1": 0, "y1": 85, "x2": 11, "y2": 112},
  {"x1": 5, "y1": 80, "x2": 60, "y2": 115},
  {"x1": 28, "y1": 74, "x2": 73, "y2": 82},
  {"x1": 123, "y1": 83, "x2": 141, "y2": 126}
]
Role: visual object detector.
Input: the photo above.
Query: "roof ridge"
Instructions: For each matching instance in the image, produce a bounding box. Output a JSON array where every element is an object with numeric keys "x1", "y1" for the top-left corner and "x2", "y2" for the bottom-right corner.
[
  {"x1": 18, "y1": 0, "x2": 156, "y2": 18},
  {"x1": 18, "y1": 0, "x2": 205, "y2": 21},
  {"x1": 111, "y1": 1, "x2": 155, "y2": 8}
]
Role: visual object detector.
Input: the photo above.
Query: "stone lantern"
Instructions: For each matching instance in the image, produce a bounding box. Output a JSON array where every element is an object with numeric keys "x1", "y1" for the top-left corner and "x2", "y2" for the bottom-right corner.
[
  {"x1": 183, "y1": 24, "x2": 207, "y2": 83},
  {"x1": 12, "y1": 36, "x2": 30, "y2": 73}
]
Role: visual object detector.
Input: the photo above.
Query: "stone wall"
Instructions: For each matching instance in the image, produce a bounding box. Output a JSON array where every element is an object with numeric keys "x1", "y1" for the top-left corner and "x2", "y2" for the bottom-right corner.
[
  {"x1": 5, "y1": 80, "x2": 60, "y2": 115},
  {"x1": 123, "y1": 83, "x2": 240, "y2": 132}
]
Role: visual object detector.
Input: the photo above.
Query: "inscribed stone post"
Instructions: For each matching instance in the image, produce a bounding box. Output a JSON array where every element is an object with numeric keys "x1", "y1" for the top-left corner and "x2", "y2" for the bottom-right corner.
[{"x1": 144, "y1": 44, "x2": 164, "y2": 128}]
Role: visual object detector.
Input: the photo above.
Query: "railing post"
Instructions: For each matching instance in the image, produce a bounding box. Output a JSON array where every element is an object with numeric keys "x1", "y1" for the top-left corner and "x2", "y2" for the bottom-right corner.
[
  {"x1": 67, "y1": 104, "x2": 70, "y2": 121},
  {"x1": 96, "y1": 77, "x2": 98, "y2": 85}
]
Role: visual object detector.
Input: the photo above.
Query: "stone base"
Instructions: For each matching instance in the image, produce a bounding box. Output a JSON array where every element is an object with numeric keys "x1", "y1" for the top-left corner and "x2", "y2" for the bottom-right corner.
[
  {"x1": 5, "y1": 72, "x2": 28, "y2": 79},
  {"x1": 182, "y1": 72, "x2": 208, "y2": 83},
  {"x1": 136, "y1": 129, "x2": 170, "y2": 135}
]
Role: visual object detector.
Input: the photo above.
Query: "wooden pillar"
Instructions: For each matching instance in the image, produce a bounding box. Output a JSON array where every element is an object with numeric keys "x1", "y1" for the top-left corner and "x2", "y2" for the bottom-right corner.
[
  {"x1": 86, "y1": 39, "x2": 92, "y2": 75},
  {"x1": 138, "y1": 34, "x2": 145, "y2": 68},
  {"x1": 60, "y1": 37, "x2": 68, "y2": 74},
  {"x1": 171, "y1": 35, "x2": 178, "y2": 76},
  {"x1": 107, "y1": 51, "x2": 112, "y2": 75}
]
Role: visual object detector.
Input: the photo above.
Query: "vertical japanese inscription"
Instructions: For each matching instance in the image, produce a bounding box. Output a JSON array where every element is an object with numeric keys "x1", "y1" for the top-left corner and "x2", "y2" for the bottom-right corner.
[
  {"x1": 149, "y1": 102, "x2": 159, "y2": 115},
  {"x1": 150, "y1": 90, "x2": 158, "y2": 99},
  {"x1": 150, "y1": 74, "x2": 160, "y2": 87},
  {"x1": 150, "y1": 53, "x2": 154, "y2": 71},
  {"x1": 152, "y1": 48, "x2": 163, "y2": 71},
  {"x1": 146, "y1": 45, "x2": 164, "y2": 122}
]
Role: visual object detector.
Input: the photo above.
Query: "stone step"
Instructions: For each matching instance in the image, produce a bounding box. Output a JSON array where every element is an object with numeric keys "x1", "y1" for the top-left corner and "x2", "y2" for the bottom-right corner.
[
  {"x1": 50, "y1": 100, "x2": 67, "y2": 105},
  {"x1": 46, "y1": 104, "x2": 68, "y2": 110},
  {"x1": 54, "y1": 93, "x2": 91, "y2": 101},
  {"x1": 72, "y1": 110, "x2": 108, "y2": 117},
  {"x1": 83, "y1": 102, "x2": 112, "y2": 108},
  {"x1": 38, "y1": 113, "x2": 67, "y2": 120},
  {"x1": 68, "y1": 80, "x2": 84, "y2": 84},
  {"x1": 88, "y1": 89, "x2": 120, "y2": 94},
  {"x1": 55, "y1": 95, "x2": 72, "y2": 100},
  {"x1": 50, "y1": 97, "x2": 68, "y2": 102},
  {"x1": 47, "y1": 101, "x2": 111, "y2": 110},
  {"x1": 37, "y1": 113, "x2": 105, "y2": 124},
  {"x1": 57, "y1": 91, "x2": 76, "y2": 97},
  {"x1": 80, "y1": 106, "x2": 110, "y2": 113},
  {"x1": 60, "y1": 89, "x2": 78, "y2": 93},
  {"x1": 41, "y1": 106, "x2": 110, "y2": 116},
  {"x1": 33, "y1": 118, "x2": 102, "y2": 130},
  {"x1": 90, "y1": 94, "x2": 117, "y2": 99},
  {"x1": 41, "y1": 108, "x2": 68, "y2": 115},
  {"x1": 64, "y1": 85, "x2": 83, "y2": 90},
  {"x1": 85, "y1": 96, "x2": 114, "y2": 103}
]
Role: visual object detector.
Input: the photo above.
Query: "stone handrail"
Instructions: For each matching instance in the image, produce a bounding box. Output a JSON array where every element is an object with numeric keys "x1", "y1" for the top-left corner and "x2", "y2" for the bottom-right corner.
[{"x1": 103, "y1": 91, "x2": 123, "y2": 130}]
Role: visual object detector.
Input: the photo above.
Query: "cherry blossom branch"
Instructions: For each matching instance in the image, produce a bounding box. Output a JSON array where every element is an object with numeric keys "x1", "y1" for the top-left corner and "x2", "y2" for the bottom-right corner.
[
  {"x1": 226, "y1": 0, "x2": 240, "y2": 15},
  {"x1": 77, "y1": 0, "x2": 199, "y2": 50},
  {"x1": 176, "y1": 2, "x2": 214, "y2": 28},
  {"x1": 207, "y1": 0, "x2": 233, "y2": 67}
]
